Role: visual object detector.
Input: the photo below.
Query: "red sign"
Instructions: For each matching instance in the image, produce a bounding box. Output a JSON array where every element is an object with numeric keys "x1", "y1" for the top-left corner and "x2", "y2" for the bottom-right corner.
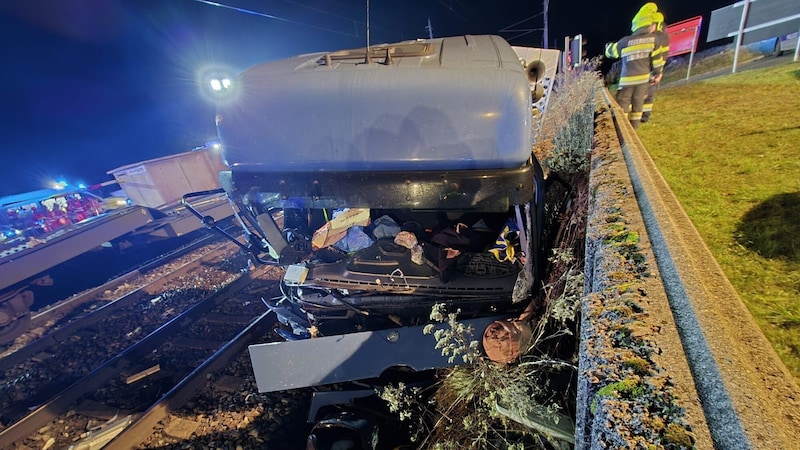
[{"x1": 666, "y1": 16, "x2": 703, "y2": 57}]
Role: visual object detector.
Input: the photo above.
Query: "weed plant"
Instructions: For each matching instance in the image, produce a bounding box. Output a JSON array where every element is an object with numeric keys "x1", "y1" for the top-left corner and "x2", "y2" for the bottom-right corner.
[{"x1": 534, "y1": 58, "x2": 599, "y2": 177}]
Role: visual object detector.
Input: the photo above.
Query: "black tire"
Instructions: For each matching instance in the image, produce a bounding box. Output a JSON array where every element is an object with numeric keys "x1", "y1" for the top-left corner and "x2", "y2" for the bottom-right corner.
[{"x1": 773, "y1": 38, "x2": 783, "y2": 57}]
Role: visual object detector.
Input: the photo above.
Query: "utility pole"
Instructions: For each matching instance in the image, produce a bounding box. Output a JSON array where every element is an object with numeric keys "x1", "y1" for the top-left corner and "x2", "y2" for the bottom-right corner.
[
  {"x1": 426, "y1": 17, "x2": 434, "y2": 39},
  {"x1": 543, "y1": 0, "x2": 549, "y2": 48},
  {"x1": 365, "y1": 0, "x2": 371, "y2": 63}
]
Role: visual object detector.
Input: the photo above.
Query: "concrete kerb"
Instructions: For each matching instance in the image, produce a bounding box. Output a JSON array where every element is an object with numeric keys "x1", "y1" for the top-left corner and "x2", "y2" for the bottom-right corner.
[
  {"x1": 575, "y1": 88, "x2": 714, "y2": 449},
  {"x1": 611, "y1": 89, "x2": 800, "y2": 446},
  {"x1": 577, "y1": 86, "x2": 800, "y2": 449}
]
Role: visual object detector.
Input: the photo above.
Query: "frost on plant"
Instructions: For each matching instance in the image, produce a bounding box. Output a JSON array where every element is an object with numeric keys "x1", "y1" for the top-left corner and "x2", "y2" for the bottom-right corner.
[
  {"x1": 415, "y1": 304, "x2": 575, "y2": 448},
  {"x1": 546, "y1": 248, "x2": 584, "y2": 326},
  {"x1": 534, "y1": 62, "x2": 600, "y2": 176},
  {"x1": 423, "y1": 303, "x2": 480, "y2": 364},
  {"x1": 379, "y1": 382, "x2": 418, "y2": 422}
]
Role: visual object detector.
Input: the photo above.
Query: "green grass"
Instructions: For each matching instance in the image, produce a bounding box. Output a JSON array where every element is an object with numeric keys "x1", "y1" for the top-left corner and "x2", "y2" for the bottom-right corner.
[
  {"x1": 606, "y1": 47, "x2": 763, "y2": 89},
  {"x1": 637, "y1": 62, "x2": 800, "y2": 381},
  {"x1": 659, "y1": 47, "x2": 762, "y2": 85}
]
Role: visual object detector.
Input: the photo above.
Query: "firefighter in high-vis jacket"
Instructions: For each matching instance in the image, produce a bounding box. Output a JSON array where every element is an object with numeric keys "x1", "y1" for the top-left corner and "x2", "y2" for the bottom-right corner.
[
  {"x1": 605, "y1": 10, "x2": 662, "y2": 129},
  {"x1": 642, "y1": 11, "x2": 670, "y2": 123}
]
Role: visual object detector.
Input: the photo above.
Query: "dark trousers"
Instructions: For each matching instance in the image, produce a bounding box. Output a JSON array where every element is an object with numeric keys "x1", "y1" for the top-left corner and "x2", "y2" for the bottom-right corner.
[
  {"x1": 616, "y1": 83, "x2": 648, "y2": 129},
  {"x1": 643, "y1": 82, "x2": 660, "y2": 121}
]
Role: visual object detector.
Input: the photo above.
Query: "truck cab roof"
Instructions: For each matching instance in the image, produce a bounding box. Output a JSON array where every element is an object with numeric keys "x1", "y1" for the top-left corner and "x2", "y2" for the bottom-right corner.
[{"x1": 216, "y1": 35, "x2": 534, "y2": 175}]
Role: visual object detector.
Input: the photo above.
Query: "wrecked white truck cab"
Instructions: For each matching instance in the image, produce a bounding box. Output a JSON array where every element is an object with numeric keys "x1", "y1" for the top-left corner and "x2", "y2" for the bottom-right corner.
[{"x1": 185, "y1": 34, "x2": 553, "y2": 395}]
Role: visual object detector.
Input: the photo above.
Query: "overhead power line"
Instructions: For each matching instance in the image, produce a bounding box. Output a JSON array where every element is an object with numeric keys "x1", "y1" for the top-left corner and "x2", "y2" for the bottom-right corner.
[
  {"x1": 191, "y1": 0, "x2": 357, "y2": 38},
  {"x1": 275, "y1": 0, "x2": 359, "y2": 25},
  {"x1": 499, "y1": 11, "x2": 546, "y2": 44}
]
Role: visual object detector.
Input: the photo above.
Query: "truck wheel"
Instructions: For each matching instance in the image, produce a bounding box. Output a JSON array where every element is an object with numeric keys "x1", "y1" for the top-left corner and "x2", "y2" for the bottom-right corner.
[{"x1": 773, "y1": 38, "x2": 783, "y2": 57}]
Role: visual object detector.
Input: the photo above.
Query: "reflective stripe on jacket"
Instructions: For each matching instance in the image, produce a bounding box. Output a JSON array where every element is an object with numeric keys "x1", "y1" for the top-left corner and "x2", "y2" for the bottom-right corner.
[
  {"x1": 651, "y1": 29, "x2": 670, "y2": 75},
  {"x1": 605, "y1": 29, "x2": 660, "y2": 86}
]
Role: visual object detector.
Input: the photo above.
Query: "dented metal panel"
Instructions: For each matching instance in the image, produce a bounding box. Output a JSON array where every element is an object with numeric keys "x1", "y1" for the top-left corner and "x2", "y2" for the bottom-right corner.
[
  {"x1": 107, "y1": 149, "x2": 226, "y2": 209},
  {"x1": 248, "y1": 314, "x2": 508, "y2": 393}
]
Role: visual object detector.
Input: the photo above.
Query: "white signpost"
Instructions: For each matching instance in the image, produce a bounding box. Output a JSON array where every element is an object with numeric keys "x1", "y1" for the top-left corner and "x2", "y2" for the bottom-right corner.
[{"x1": 708, "y1": 0, "x2": 800, "y2": 71}]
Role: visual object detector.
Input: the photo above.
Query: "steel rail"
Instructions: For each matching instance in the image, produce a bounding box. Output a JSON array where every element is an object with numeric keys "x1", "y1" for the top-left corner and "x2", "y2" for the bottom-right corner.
[
  {"x1": 0, "y1": 267, "x2": 267, "y2": 448},
  {"x1": 0, "y1": 239, "x2": 241, "y2": 370},
  {"x1": 103, "y1": 310, "x2": 276, "y2": 449}
]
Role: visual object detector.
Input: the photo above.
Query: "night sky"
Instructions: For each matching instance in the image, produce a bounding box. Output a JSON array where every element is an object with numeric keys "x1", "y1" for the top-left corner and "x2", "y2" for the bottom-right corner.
[{"x1": 0, "y1": 0, "x2": 734, "y2": 197}]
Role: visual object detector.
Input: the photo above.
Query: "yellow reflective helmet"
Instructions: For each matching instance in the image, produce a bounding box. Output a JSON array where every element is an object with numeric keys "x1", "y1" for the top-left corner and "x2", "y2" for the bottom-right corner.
[
  {"x1": 631, "y1": 2, "x2": 659, "y2": 31},
  {"x1": 632, "y1": 12, "x2": 656, "y2": 31},
  {"x1": 653, "y1": 11, "x2": 665, "y2": 30}
]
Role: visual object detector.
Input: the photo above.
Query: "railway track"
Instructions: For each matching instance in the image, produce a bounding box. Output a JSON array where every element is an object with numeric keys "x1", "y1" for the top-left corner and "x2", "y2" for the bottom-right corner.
[
  {"x1": 0, "y1": 240, "x2": 247, "y2": 392},
  {"x1": 1, "y1": 237, "x2": 249, "y2": 361},
  {"x1": 0, "y1": 234, "x2": 257, "y2": 439},
  {"x1": 0, "y1": 255, "x2": 287, "y2": 449},
  {"x1": 100, "y1": 306, "x2": 274, "y2": 450}
]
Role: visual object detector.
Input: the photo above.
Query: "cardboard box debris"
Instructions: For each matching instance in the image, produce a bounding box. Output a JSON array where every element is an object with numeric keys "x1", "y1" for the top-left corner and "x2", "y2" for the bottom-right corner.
[{"x1": 311, "y1": 208, "x2": 370, "y2": 250}]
